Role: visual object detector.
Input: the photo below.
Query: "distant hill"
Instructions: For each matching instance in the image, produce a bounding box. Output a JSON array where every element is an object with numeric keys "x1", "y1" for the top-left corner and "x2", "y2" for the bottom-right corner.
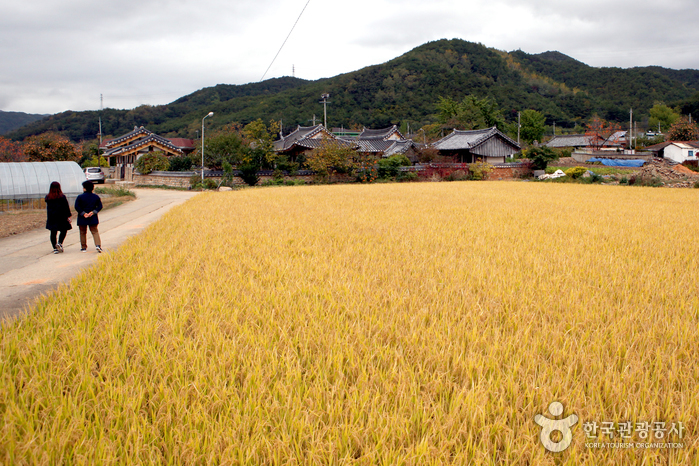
[
  {"x1": 0, "y1": 110, "x2": 47, "y2": 136},
  {"x1": 8, "y1": 39, "x2": 699, "y2": 142}
]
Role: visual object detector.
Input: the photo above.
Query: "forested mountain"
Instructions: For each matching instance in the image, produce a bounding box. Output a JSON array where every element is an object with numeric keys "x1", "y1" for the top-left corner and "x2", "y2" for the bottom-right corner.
[
  {"x1": 8, "y1": 39, "x2": 699, "y2": 142},
  {"x1": 0, "y1": 110, "x2": 46, "y2": 135}
]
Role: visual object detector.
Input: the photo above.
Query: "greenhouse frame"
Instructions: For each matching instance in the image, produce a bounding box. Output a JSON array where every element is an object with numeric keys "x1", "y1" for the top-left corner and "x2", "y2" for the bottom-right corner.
[{"x1": 0, "y1": 162, "x2": 86, "y2": 211}]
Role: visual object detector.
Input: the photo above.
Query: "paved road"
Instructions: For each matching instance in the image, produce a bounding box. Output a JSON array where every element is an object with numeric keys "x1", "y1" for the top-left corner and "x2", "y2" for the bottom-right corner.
[{"x1": 0, "y1": 189, "x2": 199, "y2": 320}]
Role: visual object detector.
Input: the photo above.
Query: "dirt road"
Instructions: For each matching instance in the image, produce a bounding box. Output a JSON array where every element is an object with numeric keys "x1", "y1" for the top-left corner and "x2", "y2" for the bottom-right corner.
[{"x1": 0, "y1": 188, "x2": 199, "y2": 320}]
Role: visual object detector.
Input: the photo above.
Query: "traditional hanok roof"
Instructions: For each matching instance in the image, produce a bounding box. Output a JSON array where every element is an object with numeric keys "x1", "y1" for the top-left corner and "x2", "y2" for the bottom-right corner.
[
  {"x1": 384, "y1": 140, "x2": 415, "y2": 157},
  {"x1": 433, "y1": 127, "x2": 520, "y2": 154},
  {"x1": 342, "y1": 125, "x2": 410, "y2": 155},
  {"x1": 104, "y1": 133, "x2": 183, "y2": 157},
  {"x1": 545, "y1": 134, "x2": 593, "y2": 148},
  {"x1": 274, "y1": 125, "x2": 357, "y2": 152},
  {"x1": 104, "y1": 126, "x2": 153, "y2": 149},
  {"x1": 168, "y1": 138, "x2": 196, "y2": 152},
  {"x1": 357, "y1": 125, "x2": 405, "y2": 141}
]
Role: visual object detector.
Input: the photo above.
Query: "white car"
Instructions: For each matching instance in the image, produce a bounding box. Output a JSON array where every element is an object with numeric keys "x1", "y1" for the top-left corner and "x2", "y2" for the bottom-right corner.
[{"x1": 84, "y1": 167, "x2": 106, "y2": 184}]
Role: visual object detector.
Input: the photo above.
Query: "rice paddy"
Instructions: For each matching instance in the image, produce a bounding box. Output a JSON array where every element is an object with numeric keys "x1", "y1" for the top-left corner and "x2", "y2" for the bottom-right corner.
[{"x1": 1, "y1": 182, "x2": 698, "y2": 464}]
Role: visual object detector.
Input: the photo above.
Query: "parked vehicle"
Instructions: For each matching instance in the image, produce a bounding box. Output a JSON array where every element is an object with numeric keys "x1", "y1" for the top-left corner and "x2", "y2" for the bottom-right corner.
[{"x1": 84, "y1": 167, "x2": 105, "y2": 184}]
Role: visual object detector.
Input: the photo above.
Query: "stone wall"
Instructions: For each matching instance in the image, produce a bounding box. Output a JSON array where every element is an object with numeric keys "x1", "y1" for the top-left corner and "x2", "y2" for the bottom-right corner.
[
  {"x1": 131, "y1": 164, "x2": 531, "y2": 188},
  {"x1": 132, "y1": 171, "x2": 316, "y2": 188},
  {"x1": 489, "y1": 165, "x2": 532, "y2": 180}
]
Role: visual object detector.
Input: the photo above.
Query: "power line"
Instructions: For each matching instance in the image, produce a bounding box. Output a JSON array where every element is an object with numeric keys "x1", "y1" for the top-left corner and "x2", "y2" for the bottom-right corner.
[{"x1": 259, "y1": 0, "x2": 311, "y2": 82}]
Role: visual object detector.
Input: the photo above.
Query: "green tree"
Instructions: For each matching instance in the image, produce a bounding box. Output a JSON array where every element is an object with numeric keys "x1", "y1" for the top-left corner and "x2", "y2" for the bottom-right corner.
[
  {"x1": 524, "y1": 146, "x2": 559, "y2": 170},
  {"x1": 198, "y1": 125, "x2": 247, "y2": 170},
  {"x1": 436, "y1": 95, "x2": 505, "y2": 131},
  {"x1": 666, "y1": 117, "x2": 699, "y2": 141},
  {"x1": 23, "y1": 133, "x2": 80, "y2": 162},
  {"x1": 241, "y1": 119, "x2": 281, "y2": 168},
  {"x1": 519, "y1": 109, "x2": 546, "y2": 145},
  {"x1": 648, "y1": 103, "x2": 680, "y2": 133}
]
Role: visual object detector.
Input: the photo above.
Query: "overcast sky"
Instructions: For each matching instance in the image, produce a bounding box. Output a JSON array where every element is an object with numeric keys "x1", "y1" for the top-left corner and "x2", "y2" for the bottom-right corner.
[{"x1": 2, "y1": 0, "x2": 699, "y2": 115}]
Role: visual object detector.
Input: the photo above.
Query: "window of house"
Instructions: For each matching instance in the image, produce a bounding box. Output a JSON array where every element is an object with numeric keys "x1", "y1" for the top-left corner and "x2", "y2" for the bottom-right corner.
[{"x1": 689, "y1": 151, "x2": 695, "y2": 157}]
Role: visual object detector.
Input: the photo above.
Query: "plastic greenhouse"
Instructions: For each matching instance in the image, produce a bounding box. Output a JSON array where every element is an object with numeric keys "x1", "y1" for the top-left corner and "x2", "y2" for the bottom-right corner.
[{"x1": 0, "y1": 162, "x2": 86, "y2": 211}]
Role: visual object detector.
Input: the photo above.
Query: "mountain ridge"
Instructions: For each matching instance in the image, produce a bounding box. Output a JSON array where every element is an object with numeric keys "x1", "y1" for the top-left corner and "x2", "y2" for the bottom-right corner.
[{"x1": 7, "y1": 39, "x2": 699, "y2": 142}]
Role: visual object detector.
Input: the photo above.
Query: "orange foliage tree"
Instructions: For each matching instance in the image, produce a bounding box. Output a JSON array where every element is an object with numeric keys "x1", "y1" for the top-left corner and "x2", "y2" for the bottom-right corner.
[
  {"x1": 585, "y1": 116, "x2": 621, "y2": 151},
  {"x1": 666, "y1": 117, "x2": 699, "y2": 142},
  {"x1": 0, "y1": 137, "x2": 25, "y2": 162},
  {"x1": 23, "y1": 133, "x2": 80, "y2": 162}
]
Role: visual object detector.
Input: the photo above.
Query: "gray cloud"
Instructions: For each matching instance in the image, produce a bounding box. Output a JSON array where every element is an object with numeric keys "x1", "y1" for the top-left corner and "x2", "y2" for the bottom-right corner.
[{"x1": 2, "y1": 0, "x2": 699, "y2": 114}]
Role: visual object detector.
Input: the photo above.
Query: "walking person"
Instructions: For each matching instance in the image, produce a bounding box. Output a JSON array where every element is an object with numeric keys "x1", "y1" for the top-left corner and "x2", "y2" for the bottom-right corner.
[
  {"x1": 45, "y1": 181, "x2": 72, "y2": 254},
  {"x1": 75, "y1": 181, "x2": 103, "y2": 253}
]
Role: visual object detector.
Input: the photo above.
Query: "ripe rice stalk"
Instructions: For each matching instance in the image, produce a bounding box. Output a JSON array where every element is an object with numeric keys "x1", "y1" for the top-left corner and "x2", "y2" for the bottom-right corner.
[{"x1": 0, "y1": 182, "x2": 697, "y2": 464}]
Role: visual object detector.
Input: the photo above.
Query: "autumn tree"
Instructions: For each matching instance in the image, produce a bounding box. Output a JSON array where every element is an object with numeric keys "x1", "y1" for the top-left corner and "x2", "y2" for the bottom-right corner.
[
  {"x1": 23, "y1": 133, "x2": 80, "y2": 162},
  {"x1": 519, "y1": 109, "x2": 546, "y2": 145},
  {"x1": 666, "y1": 117, "x2": 699, "y2": 141},
  {"x1": 0, "y1": 137, "x2": 25, "y2": 162},
  {"x1": 306, "y1": 137, "x2": 358, "y2": 183},
  {"x1": 585, "y1": 116, "x2": 620, "y2": 151}
]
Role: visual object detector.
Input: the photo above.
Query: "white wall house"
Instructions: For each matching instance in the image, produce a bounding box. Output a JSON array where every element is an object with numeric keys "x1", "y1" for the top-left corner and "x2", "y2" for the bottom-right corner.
[{"x1": 663, "y1": 143, "x2": 699, "y2": 163}]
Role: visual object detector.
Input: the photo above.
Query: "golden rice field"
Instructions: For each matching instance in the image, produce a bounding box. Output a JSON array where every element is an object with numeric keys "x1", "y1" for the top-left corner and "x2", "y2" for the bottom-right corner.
[{"x1": 2, "y1": 182, "x2": 699, "y2": 465}]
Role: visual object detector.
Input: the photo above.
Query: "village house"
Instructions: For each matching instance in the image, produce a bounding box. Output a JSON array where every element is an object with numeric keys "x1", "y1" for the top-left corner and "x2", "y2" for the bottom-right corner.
[
  {"x1": 273, "y1": 124, "x2": 357, "y2": 161},
  {"x1": 432, "y1": 127, "x2": 520, "y2": 163},
  {"x1": 645, "y1": 141, "x2": 699, "y2": 163},
  {"x1": 339, "y1": 125, "x2": 417, "y2": 160},
  {"x1": 545, "y1": 131, "x2": 627, "y2": 151},
  {"x1": 101, "y1": 127, "x2": 194, "y2": 180}
]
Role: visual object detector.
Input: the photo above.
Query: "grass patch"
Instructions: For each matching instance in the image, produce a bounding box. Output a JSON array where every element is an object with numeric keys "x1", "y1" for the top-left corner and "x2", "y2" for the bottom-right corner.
[
  {"x1": 95, "y1": 186, "x2": 136, "y2": 197},
  {"x1": 547, "y1": 166, "x2": 638, "y2": 176},
  {"x1": 135, "y1": 184, "x2": 190, "y2": 191},
  {"x1": 1, "y1": 183, "x2": 698, "y2": 464}
]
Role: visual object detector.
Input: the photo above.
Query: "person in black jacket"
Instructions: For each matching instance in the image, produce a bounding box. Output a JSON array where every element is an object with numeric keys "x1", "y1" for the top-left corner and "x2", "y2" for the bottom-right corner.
[
  {"x1": 45, "y1": 181, "x2": 72, "y2": 254},
  {"x1": 74, "y1": 181, "x2": 103, "y2": 253}
]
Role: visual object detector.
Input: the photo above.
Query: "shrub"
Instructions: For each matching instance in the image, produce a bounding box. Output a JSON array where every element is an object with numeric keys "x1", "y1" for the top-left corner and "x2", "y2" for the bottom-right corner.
[
  {"x1": 94, "y1": 186, "x2": 135, "y2": 197},
  {"x1": 203, "y1": 179, "x2": 218, "y2": 190},
  {"x1": 619, "y1": 176, "x2": 629, "y2": 185},
  {"x1": 565, "y1": 166, "x2": 588, "y2": 179},
  {"x1": 168, "y1": 156, "x2": 193, "y2": 172},
  {"x1": 469, "y1": 161, "x2": 494, "y2": 180},
  {"x1": 377, "y1": 155, "x2": 412, "y2": 179},
  {"x1": 396, "y1": 171, "x2": 418, "y2": 182},
  {"x1": 444, "y1": 169, "x2": 469, "y2": 181},
  {"x1": 135, "y1": 152, "x2": 169, "y2": 174},
  {"x1": 239, "y1": 164, "x2": 259, "y2": 186},
  {"x1": 190, "y1": 174, "x2": 203, "y2": 190}
]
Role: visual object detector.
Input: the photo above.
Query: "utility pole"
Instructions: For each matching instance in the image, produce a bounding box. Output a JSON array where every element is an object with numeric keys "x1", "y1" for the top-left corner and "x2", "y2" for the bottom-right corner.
[
  {"x1": 553, "y1": 121, "x2": 555, "y2": 136},
  {"x1": 320, "y1": 94, "x2": 330, "y2": 128},
  {"x1": 517, "y1": 112, "x2": 521, "y2": 145},
  {"x1": 629, "y1": 109, "x2": 633, "y2": 151},
  {"x1": 98, "y1": 94, "x2": 103, "y2": 169},
  {"x1": 309, "y1": 115, "x2": 317, "y2": 126}
]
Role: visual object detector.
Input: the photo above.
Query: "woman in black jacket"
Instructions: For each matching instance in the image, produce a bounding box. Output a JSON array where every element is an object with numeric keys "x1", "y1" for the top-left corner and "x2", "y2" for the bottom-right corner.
[{"x1": 45, "y1": 181, "x2": 72, "y2": 254}]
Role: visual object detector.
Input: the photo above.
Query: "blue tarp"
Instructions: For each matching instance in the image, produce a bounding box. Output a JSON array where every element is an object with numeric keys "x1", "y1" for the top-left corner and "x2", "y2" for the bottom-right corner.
[{"x1": 585, "y1": 158, "x2": 647, "y2": 167}]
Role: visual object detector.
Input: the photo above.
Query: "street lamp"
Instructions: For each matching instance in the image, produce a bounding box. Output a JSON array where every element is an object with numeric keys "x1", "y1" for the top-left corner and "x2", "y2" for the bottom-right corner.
[{"x1": 201, "y1": 112, "x2": 214, "y2": 181}]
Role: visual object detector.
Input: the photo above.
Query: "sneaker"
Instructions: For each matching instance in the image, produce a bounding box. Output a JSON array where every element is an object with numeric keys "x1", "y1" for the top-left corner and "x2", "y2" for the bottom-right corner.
[
  {"x1": 53, "y1": 249, "x2": 59, "y2": 254},
  {"x1": 56, "y1": 243, "x2": 64, "y2": 253},
  {"x1": 96, "y1": 246, "x2": 102, "y2": 253},
  {"x1": 80, "y1": 248, "x2": 87, "y2": 253}
]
